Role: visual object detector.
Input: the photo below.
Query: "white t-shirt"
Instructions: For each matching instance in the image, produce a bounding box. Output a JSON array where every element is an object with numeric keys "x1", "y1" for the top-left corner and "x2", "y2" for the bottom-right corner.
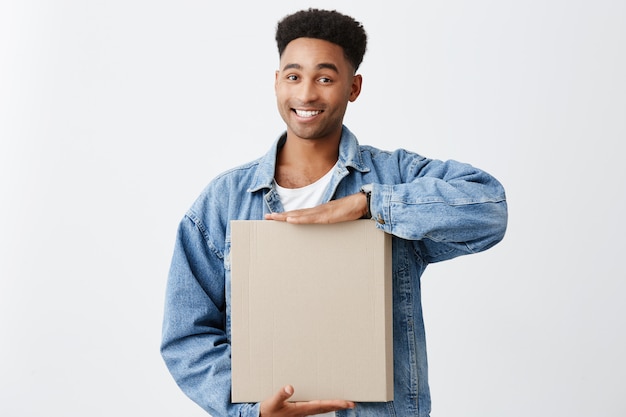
[
  {"x1": 274, "y1": 165, "x2": 337, "y2": 417},
  {"x1": 274, "y1": 165, "x2": 335, "y2": 211}
]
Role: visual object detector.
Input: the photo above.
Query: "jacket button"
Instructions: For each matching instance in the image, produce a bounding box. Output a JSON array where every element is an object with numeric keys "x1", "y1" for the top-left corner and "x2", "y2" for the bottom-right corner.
[{"x1": 376, "y1": 215, "x2": 385, "y2": 225}]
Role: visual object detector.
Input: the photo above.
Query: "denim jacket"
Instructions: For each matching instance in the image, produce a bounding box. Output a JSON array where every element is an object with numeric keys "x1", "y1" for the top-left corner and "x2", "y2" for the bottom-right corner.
[{"x1": 161, "y1": 126, "x2": 508, "y2": 417}]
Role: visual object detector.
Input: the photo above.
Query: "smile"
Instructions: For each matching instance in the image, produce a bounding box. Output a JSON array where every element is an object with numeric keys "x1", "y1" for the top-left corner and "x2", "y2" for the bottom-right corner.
[{"x1": 294, "y1": 109, "x2": 322, "y2": 118}]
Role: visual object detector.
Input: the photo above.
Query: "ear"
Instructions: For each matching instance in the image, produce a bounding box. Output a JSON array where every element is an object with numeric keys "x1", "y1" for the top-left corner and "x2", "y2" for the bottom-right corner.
[{"x1": 349, "y1": 74, "x2": 362, "y2": 102}]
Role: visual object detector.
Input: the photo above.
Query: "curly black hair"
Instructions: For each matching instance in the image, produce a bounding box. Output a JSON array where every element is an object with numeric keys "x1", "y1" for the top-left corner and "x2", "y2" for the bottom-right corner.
[{"x1": 275, "y1": 8, "x2": 367, "y2": 71}]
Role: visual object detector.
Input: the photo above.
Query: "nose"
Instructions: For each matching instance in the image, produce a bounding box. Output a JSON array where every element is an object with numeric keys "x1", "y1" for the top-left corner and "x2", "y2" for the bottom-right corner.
[{"x1": 296, "y1": 79, "x2": 319, "y2": 104}]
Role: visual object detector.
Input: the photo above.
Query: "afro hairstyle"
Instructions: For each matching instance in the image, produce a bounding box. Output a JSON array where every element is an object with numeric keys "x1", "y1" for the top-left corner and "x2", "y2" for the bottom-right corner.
[{"x1": 275, "y1": 8, "x2": 367, "y2": 71}]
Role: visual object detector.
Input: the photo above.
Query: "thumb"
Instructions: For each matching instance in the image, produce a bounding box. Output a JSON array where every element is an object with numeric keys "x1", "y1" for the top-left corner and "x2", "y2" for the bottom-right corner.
[
  {"x1": 277, "y1": 385, "x2": 295, "y2": 402},
  {"x1": 260, "y1": 385, "x2": 296, "y2": 416}
]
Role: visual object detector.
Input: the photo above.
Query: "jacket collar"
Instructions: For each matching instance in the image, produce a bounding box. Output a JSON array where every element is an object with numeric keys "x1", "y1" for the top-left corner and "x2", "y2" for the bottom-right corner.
[{"x1": 247, "y1": 125, "x2": 369, "y2": 193}]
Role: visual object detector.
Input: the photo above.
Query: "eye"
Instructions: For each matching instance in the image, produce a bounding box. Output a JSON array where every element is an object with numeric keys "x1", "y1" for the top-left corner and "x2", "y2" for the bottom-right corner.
[
  {"x1": 318, "y1": 77, "x2": 332, "y2": 84},
  {"x1": 286, "y1": 74, "x2": 298, "y2": 81}
]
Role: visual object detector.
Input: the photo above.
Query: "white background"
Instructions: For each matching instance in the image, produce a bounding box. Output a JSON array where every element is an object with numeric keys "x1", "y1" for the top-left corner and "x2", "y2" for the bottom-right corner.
[{"x1": 1, "y1": 1, "x2": 624, "y2": 416}]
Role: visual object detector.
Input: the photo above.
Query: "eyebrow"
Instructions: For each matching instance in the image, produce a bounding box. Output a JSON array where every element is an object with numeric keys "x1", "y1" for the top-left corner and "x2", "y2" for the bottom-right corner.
[{"x1": 282, "y1": 62, "x2": 339, "y2": 73}]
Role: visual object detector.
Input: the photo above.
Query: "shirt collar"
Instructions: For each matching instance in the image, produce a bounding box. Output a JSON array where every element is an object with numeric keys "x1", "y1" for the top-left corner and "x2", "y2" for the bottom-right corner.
[{"x1": 247, "y1": 125, "x2": 369, "y2": 193}]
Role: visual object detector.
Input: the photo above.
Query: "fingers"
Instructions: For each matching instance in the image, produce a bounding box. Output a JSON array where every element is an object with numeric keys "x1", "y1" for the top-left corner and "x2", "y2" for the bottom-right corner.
[
  {"x1": 264, "y1": 193, "x2": 366, "y2": 224},
  {"x1": 294, "y1": 399, "x2": 356, "y2": 415},
  {"x1": 264, "y1": 211, "x2": 306, "y2": 223},
  {"x1": 264, "y1": 210, "x2": 326, "y2": 224},
  {"x1": 260, "y1": 385, "x2": 355, "y2": 417}
]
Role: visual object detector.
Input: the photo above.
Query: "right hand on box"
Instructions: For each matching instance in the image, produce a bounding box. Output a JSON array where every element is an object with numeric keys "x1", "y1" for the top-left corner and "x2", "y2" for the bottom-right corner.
[
  {"x1": 264, "y1": 192, "x2": 368, "y2": 224},
  {"x1": 259, "y1": 385, "x2": 355, "y2": 416}
]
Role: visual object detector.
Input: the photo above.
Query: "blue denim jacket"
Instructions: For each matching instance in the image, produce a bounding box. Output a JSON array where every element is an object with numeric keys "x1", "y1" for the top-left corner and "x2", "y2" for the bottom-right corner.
[{"x1": 161, "y1": 126, "x2": 508, "y2": 417}]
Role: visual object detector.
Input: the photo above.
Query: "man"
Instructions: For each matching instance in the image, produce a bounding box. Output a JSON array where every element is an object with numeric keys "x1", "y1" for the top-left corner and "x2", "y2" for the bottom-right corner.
[{"x1": 161, "y1": 8, "x2": 507, "y2": 417}]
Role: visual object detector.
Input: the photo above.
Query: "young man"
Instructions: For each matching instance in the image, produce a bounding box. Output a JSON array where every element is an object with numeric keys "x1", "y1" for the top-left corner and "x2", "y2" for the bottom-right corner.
[{"x1": 161, "y1": 8, "x2": 507, "y2": 417}]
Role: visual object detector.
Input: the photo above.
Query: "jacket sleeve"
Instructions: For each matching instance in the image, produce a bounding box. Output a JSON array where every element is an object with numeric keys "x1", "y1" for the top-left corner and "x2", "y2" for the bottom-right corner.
[
  {"x1": 369, "y1": 153, "x2": 508, "y2": 264},
  {"x1": 160, "y1": 214, "x2": 260, "y2": 417}
]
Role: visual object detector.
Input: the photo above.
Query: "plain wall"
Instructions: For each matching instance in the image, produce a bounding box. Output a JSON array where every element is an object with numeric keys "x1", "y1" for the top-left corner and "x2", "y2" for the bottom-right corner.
[{"x1": 1, "y1": 1, "x2": 624, "y2": 416}]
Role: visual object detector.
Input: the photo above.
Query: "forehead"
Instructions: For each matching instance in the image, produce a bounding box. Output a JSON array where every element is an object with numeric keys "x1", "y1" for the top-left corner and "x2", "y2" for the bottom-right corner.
[{"x1": 279, "y1": 37, "x2": 350, "y2": 70}]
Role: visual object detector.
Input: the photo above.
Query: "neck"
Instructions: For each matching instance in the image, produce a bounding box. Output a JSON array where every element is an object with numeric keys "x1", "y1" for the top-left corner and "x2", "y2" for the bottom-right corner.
[{"x1": 275, "y1": 135, "x2": 340, "y2": 189}]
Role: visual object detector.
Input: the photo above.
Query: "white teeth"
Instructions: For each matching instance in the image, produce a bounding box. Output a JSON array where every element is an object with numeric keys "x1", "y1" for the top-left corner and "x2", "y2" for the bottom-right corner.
[{"x1": 295, "y1": 109, "x2": 322, "y2": 117}]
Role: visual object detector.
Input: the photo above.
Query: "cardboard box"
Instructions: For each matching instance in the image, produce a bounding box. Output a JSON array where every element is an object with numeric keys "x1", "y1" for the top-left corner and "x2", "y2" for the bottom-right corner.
[{"x1": 230, "y1": 220, "x2": 393, "y2": 403}]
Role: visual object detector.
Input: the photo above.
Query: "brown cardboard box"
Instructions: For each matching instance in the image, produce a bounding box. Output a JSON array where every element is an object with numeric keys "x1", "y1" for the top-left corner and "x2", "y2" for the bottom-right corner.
[{"x1": 230, "y1": 220, "x2": 393, "y2": 403}]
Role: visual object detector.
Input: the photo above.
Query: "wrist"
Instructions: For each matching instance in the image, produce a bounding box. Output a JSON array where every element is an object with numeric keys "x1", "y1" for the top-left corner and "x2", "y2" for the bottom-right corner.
[{"x1": 359, "y1": 183, "x2": 373, "y2": 219}]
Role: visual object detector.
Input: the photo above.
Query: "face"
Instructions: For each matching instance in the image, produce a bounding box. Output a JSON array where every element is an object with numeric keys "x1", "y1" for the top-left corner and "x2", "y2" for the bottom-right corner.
[{"x1": 275, "y1": 37, "x2": 362, "y2": 143}]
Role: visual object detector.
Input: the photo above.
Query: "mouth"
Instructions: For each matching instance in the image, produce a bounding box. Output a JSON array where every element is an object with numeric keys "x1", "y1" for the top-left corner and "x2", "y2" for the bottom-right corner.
[{"x1": 293, "y1": 109, "x2": 323, "y2": 118}]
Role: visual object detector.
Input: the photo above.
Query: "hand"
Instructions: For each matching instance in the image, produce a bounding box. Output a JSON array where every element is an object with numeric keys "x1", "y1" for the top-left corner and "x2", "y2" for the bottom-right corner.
[
  {"x1": 259, "y1": 385, "x2": 355, "y2": 417},
  {"x1": 264, "y1": 193, "x2": 368, "y2": 224}
]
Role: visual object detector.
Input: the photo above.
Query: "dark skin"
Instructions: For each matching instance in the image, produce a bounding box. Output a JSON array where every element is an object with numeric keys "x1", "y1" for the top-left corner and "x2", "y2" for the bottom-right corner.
[
  {"x1": 260, "y1": 385, "x2": 355, "y2": 417},
  {"x1": 265, "y1": 37, "x2": 368, "y2": 225},
  {"x1": 260, "y1": 37, "x2": 368, "y2": 415}
]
